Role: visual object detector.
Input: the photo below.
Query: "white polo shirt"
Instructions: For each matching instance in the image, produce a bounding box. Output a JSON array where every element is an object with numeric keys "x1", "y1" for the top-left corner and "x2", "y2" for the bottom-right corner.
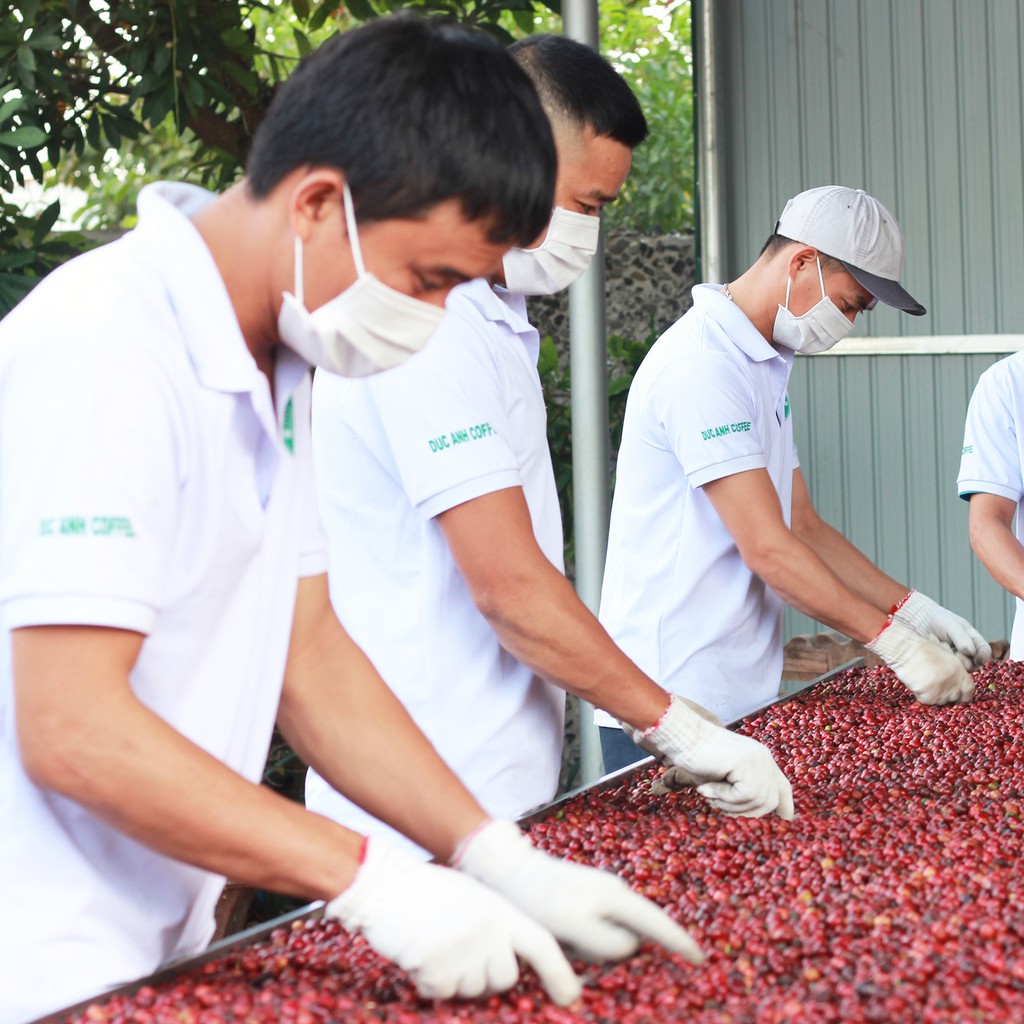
[
  {"x1": 307, "y1": 279, "x2": 565, "y2": 857},
  {"x1": 958, "y1": 352, "x2": 1024, "y2": 658},
  {"x1": 0, "y1": 183, "x2": 326, "y2": 1023},
  {"x1": 598, "y1": 284, "x2": 798, "y2": 726}
]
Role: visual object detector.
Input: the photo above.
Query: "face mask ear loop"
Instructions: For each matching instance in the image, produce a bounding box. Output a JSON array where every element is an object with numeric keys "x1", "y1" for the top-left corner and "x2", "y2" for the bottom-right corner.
[
  {"x1": 342, "y1": 182, "x2": 366, "y2": 278},
  {"x1": 815, "y1": 255, "x2": 826, "y2": 300},
  {"x1": 293, "y1": 234, "x2": 304, "y2": 308},
  {"x1": 784, "y1": 271, "x2": 794, "y2": 312}
]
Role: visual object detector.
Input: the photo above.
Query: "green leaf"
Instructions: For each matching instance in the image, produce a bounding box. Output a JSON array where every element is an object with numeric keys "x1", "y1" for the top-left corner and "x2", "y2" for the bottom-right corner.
[
  {"x1": 219, "y1": 27, "x2": 251, "y2": 50},
  {"x1": 0, "y1": 96, "x2": 24, "y2": 128},
  {"x1": 141, "y1": 87, "x2": 174, "y2": 128},
  {"x1": 292, "y1": 0, "x2": 311, "y2": 19},
  {"x1": 537, "y1": 335, "x2": 559, "y2": 377},
  {"x1": 32, "y1": 199, "x2": 60, "y2": 244},
  {"x1": 345, "y1": 0, "x2": 378, "y2": 21},
  {"x1": 222, "y1": 61, "x2": 259, "y2": 97},
  {"x1": 292, "y1": 27, "x2": 312, "y2": 57},
  {"x1": 153, "y1": 43, "x2": 172, "y2": 76},
  {"x1": 84, "y1": 114, "x2": 100, "y2": 150},
  {"x1": 0, "y1": 125, "x2": 48, "y2": 149},
  {"x1": 607, "y1": 376, "x2": 632, "y2": 397},
  {"x1": 184, "y1": 73, "x2": 205, "y2": 106},
  {"x1": 102, "y1": 113, "x2": 121, "y2": 148},
  {"x1": 0, "y1": 272, "x2": 38, "y2": 316},
  {"x1": 26, "y1": 32, "x2": 63, "y2": 50},
  {"x1": 202, "y1": 77, "x2": 234, "y2": 107},
  {"x1": 308, "y1": 1, "x2": 340, "y2": 31},
  {"x1": 0, "y1": 250, "x2": 37, "y2": 269}
]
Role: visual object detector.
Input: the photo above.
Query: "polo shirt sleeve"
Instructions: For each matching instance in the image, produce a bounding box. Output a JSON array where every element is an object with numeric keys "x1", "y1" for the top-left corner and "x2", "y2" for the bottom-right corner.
[
  {"x1": 366, "y1": 303, "x2": 523, "y2": 520},
  {"x1": 645, "y1": 348, "x2": 766, "y2": 489},
  {"x1": 957, "y1": 360, "x2": 1023, "y2": 503},
  {"x1": 0, "y1": 332, "x2": 182, "y2": 634}
]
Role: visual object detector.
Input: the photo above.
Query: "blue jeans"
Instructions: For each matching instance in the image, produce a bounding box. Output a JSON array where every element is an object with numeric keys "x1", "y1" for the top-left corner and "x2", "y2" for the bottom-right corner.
[{"x1": 599, "y1": 726, "x2": 648, "y2": 774}]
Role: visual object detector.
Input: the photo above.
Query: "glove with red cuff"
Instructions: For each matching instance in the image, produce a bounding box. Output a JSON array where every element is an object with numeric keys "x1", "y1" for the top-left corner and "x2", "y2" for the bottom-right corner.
[
  {"x1": 891, "y1": 589, "x2": 992, "y2": 670},
  {"x1": 866, "y1": 614, "x2": 975, "y2": 705}
]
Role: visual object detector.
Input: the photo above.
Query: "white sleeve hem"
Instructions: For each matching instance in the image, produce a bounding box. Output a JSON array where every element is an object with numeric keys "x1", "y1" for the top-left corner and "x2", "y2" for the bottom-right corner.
[
  {"x1": 298, "y1": 549, "x2": 329, "y2": 579},
  {"x1": 1, "y1": 595, "x2": 156, "y2": 634},
  {"x1": 689, "y1": 453, "x2": 768, "y2": 489},
  {"x1": 957, "y1": 480, "x2": 1022, "y2": 503},
  {"x1": 418, "y1": 469, "x2": 524, "y2": 520}
]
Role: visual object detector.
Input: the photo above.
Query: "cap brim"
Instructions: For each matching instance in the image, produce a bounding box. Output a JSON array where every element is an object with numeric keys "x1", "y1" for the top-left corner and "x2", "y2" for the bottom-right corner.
[{"x1": 841, "y1": 260, "x2": 926, "y2": 316}]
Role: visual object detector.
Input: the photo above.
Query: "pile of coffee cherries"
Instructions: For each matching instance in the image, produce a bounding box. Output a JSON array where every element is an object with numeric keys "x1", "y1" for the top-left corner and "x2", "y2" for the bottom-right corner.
[{"x1": 67, "y1": 661, "x2": 1024, "y2": 1023}]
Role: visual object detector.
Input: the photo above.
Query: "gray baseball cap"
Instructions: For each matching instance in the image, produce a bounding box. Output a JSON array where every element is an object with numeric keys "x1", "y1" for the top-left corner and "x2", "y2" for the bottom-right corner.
[{"x1": 776, "y1": 185, "x2": 926, "y2": 316}]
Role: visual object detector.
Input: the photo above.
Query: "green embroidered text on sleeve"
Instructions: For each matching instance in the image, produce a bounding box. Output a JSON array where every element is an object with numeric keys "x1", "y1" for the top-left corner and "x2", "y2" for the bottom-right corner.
[
  {"x1": 39, "y1": 516, "x2": 136, "y2": 538},
  {"x1": 701, "y1": 421, "x2": 751, "y2": 441},
  {"x1": 428, "y1": 422, "x2": 497, "y2": 453}
]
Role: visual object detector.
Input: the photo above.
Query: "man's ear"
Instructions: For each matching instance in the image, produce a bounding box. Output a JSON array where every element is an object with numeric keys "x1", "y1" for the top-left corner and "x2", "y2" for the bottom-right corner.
[
  {"x1": 785, "y1": 245, "x2": 819, "y2": 277},
  {"x1": 288, "y1": 168, "x2": 347, "y2": 242}
]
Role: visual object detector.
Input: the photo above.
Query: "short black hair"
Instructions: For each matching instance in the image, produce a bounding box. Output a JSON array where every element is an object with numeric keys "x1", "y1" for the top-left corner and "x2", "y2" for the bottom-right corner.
[
  {"x1": 246, "y1": 16, "x2": 556, "y2": 246},
  {"x1": 509, "y1": 34, "x2": 648, "y2": 149},
  {"x1": 760, "y1": 233, "x2": 844, "y2": 273}
]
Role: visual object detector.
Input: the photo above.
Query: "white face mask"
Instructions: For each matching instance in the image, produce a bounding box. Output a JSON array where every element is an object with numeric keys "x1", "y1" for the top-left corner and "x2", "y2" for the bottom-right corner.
[
  {"x1": 501, "y1": 206, "x2": 601, "y2": 296},
  {"x1": 277, "y1": 183, "x2": 446, "y2": 377},
  {"x1": 772, "y1": 256, "x2": 855, "y2": 354}
]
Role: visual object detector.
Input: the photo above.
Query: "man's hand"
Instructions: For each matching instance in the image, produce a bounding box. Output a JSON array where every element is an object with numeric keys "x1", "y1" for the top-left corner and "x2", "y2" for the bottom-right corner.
[
  {"x1": 327, "y1": 835, "x2": 582, "y2": 1004},
  {"x1": 866, "y1": 617, "x2": 975, "y2": 705},
  {"x1": 453, "y1": 820, "x2": 704, "y2": 965},
  {"x1": 624, "y1": 696, "x2": 795, "y2": 819},
  {"x1": 893, "y1": 590, "x2": 992, "y2": 670}
]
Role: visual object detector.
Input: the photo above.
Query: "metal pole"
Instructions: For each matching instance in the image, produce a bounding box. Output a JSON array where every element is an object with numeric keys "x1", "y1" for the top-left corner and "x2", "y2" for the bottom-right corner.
[
  {"x1": 696, "y1": 0, "x2": 724, "y2": 282},
  {"x1": 563, "y1": 0, "x2": 606, "y2": 786}
]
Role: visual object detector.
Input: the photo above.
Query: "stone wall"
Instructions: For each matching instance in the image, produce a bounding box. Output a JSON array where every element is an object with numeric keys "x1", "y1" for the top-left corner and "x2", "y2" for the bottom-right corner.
[{"x1": 529, "y1": 229, "x2": 697, "y2": 349}]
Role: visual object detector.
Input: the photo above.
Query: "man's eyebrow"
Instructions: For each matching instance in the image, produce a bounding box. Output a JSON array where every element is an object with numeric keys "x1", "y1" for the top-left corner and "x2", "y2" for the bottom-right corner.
[
  {"x1": 426, "y1": 266, "x2": 473, "y2": 282},
  {"x1": 583, "y1": 188, "x2": 621, "y2": 204}
]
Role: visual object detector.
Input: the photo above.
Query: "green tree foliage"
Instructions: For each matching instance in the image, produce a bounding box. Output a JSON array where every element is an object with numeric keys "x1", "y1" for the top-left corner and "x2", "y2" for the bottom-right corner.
[
  {"x1": 0, "y1": 0, "x2": 559, "y2": 312},
  {"x1": 604, "y1": 0, "x2": 693, "y2": 235}
]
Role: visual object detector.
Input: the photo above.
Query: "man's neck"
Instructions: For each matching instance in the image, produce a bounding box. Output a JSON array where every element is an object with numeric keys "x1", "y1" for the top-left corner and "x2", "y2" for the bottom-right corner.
[{"x1": 191, "y1": 181, "x2": 282, "y2": 378}]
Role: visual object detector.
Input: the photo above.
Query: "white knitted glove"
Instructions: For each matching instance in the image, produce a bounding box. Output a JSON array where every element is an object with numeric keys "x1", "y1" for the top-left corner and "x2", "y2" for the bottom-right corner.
[
  {"x1": 893, "y1": 590, "x2": 992, "y2": 670},
  {"x1": 453, "y1": 820, "x2": 703, "y2": 965},
  {"x1": 866, "y1": 616, "x2": 975, "y2": 705},
  {"x1": 624, "y1": 696, "x2": 795, "y2": 819},
  {"x1": 327, "y1": 835, "x2": 582, "y2": 1004}
]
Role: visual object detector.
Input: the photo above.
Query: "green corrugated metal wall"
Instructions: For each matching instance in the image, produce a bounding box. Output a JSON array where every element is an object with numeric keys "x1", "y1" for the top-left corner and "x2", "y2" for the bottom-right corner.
[
  {"x1": 706, "y1": 0, "x2": 1024, "y2": 643},
  {"x1": 786, "y1": 354, "x2": 1015, "y2": 642}
]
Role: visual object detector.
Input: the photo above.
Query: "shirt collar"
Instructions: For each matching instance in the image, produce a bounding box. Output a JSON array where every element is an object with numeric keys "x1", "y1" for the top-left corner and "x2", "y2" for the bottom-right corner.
[
  {"x1": 691, "y1": 283, "x2": 789, "y2": 366},
  {"x1": 452, "y1": 277, "x2": 535, "y2": 338}
]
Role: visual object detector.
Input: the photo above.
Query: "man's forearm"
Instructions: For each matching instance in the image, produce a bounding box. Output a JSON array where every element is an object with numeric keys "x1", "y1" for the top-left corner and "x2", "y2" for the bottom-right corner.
[
  {"x1": 435, "y1": 488, "x2": 669, "y2": 731},
  {"x1": 472, "y1": 561, "x2": 670, "y2": 731},
  {"x1": 794, "y1": 512, "x2": 908, "y2": 613},
  {"x1": 743, "y1": 531, "x2": 888, "y2": 643}
]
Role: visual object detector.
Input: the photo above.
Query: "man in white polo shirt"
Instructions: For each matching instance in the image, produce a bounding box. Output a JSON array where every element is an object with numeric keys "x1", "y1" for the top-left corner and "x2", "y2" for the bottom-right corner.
[
  {"x1": 958, "y1": 356, "x2": 1024, "y2": 656},
  {"x1": 599, "y1": 185, "x2": 992, "y2": 770},
  {"x1": 307, "y1": 33, "x2": 794, "y2": 853},
  {"x1": 0, "y1": 20, "x2": 705, "y2": 1023}
]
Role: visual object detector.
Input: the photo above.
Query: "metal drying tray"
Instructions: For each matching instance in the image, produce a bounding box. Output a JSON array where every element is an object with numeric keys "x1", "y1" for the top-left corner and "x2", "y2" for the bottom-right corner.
[{"x1": 30, "y1": 657, "x2": 863, "y2": 1023}]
